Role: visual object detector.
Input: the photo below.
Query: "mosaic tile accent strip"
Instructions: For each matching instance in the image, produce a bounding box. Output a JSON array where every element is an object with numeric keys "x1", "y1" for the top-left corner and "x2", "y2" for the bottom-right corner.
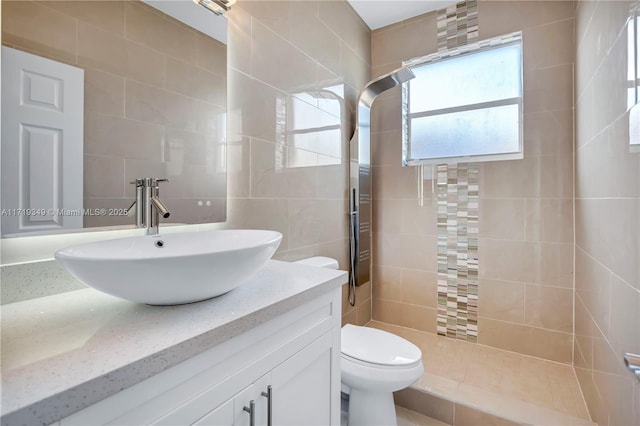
[
  {"x1": 437, "y1": 0, "x2": 478, "y2": 52},
  {"x1": 435, "y1": 0, "x2": 480, "y2": 343},
  {"x1": 436, "y1": 165, "x2": 479, "y2": 342}
]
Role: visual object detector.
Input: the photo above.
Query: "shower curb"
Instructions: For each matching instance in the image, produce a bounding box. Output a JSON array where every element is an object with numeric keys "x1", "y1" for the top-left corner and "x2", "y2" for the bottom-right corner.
[
  {"x1": 394, "y1": 385, "x2": 597, "y2": 426},
  {"x1": 394, "y1": 387, "x2": 522, "y2": 426}
]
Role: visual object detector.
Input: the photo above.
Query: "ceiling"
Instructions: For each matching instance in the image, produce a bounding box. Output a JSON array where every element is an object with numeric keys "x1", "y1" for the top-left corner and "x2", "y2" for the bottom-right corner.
[{"x1": 348, "y1": 0, "x2": 458, "y2": 30}]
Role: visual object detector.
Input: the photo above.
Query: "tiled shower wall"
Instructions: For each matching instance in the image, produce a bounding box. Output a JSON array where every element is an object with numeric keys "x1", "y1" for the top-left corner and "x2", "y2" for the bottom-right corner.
[
  {"x1": 224, "y1": 0, "x2": 372, "y2": 326},
  {"x1": 574, "y1": 1, "x2": 640, "y2": 424},
  {"x1": 370, "y1": 1, "x2": 575, "y2": 363}
]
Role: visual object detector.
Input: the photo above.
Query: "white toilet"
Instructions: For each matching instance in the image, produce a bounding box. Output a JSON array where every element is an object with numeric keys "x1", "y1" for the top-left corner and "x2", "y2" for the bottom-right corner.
[
  {"x1": 341, "y1": 324, "x2": 423, "y2": 425},
  {"x1": 294, "y1": 257, "x2": 424, "y2": 426}
]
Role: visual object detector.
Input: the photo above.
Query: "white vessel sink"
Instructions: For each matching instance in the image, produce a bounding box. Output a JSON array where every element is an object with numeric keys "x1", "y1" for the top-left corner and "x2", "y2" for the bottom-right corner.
[{"x1": 54, "y1": 230, "x2": 282, "y2": 305}]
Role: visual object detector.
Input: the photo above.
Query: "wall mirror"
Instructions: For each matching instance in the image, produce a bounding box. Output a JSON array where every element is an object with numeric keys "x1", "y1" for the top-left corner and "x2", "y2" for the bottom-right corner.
[{"x1": 1, "y1": 0, "x2": 228, "y2": 237}]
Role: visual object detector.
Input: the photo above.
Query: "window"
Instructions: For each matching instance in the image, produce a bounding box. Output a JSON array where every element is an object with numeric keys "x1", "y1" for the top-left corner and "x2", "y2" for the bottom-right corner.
[
  {"x1": 283, "y1": 85, "x2": 344, "y2": 168},
  {"x1": 402, "y1": 32, "x2": 523, "y2": 165}
]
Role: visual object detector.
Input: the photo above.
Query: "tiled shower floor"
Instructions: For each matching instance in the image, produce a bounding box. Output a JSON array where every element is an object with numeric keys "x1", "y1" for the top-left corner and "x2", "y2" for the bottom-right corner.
[{"x1": 368, "y1": 321, "x2": 595, "y2": 425}]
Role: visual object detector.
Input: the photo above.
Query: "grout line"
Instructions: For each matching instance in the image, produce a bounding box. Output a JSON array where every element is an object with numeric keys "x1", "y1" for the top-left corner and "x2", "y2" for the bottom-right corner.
[
  {"x1": 576, "y1": 246, "x2": 640, "y2": 294},
  {"x1": 75, "y1": 17, "x2": 79, "y2": 65},
  {"x1": 575, "y1": 102, "x2": 635, "y2": 152},
  {"x1": 572, "y1": 361, "x2": 593, "y2": 421},
  {"x1": 575, "y1": 0, "x2": 598, "y2": 54},
  {"x1": 574, "y1": 292, "x2": 630, "y2": 375},
  {"x1": 575, "y1": 14, "x2": 634, "y2": 104},
  {"x1": 572, "y1": 53, "x2": 577, "y2": 373}
]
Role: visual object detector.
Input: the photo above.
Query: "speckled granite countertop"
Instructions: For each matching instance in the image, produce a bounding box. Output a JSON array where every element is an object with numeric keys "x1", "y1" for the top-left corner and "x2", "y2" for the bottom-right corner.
[{"x1": 0, "y1": 260, "x2": 346, "y2": 426}]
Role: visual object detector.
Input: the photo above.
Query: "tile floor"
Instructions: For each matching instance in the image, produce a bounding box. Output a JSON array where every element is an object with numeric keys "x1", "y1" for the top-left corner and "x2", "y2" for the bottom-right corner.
[{"x1": 369, "y1": 321, "x2": 595, "y2": 425}]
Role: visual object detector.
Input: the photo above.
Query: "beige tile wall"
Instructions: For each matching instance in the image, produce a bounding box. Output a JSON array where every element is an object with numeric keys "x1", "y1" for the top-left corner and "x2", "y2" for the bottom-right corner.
[
  {"x1": 370, "y1": 1, "x2": 576, "y2": 362},
  {"x1": 1, "y1": 0, "x2": 227, "y2": 227},
  {"x1": 224, "y1": 0, "x2": 371, "y2": 326},
  {"x1": 574, "y1": 1, "x2": 640, "y2": 424},
  {"x1": 0, "y1": 0, "x2": 371, "y2": 323}
]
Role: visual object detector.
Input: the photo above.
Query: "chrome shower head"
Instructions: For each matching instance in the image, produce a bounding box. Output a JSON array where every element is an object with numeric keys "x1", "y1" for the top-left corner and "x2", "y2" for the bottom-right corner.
[
  {"x1": 391, "y1": 67, "x2": 416, "y2": 84},
  {"x1": 359, "y1": 66, "x2": 416, "y2": 107}
]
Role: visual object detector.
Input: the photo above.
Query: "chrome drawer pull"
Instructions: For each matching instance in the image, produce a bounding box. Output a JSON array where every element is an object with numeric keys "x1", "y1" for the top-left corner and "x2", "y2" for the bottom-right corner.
[
  {"x1": 243, "y1": 400, "x2": 255, "y2": 426},
  {"x1": 261, "y1": 386, "x2": 272, "y2": 426}
]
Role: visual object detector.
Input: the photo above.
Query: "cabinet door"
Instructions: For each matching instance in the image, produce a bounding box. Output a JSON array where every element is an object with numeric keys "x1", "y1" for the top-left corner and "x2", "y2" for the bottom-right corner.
[
  {"x1": 192, "y1": 371, "x2": 270, "y2": 426},
  {"x1": 271, "y1": 332, "x2": 333, "y2": 425},
  {"x1": 233, "y1": 374, "x2": 270, "y2": 426}
]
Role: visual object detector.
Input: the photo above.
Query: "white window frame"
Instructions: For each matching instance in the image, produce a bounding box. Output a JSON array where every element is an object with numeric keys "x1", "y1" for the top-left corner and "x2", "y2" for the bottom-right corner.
[{"x1": 401, "y1": 31, "x2": 524, "y2": 166}]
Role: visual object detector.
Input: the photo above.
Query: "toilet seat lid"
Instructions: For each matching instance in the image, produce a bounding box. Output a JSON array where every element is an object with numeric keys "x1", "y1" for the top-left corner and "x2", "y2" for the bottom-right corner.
[{"x1": 341, "y1": 324, "x2": 422, "y2": 366}]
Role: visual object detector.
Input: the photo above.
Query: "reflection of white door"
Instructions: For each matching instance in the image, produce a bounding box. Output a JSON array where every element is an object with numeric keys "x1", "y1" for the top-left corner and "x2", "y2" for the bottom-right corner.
[{"x1": 1, "y1": 47, "x2": 84, "y2": 235}]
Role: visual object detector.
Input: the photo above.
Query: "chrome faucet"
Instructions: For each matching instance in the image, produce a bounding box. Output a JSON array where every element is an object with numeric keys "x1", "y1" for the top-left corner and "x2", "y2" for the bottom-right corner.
[{"x1": 129, "y1": 178, "x2": 171, "y2": 235}]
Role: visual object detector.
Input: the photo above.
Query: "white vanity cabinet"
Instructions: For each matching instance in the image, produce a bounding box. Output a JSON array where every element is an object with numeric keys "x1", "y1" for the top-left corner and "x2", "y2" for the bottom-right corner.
[
  {"x1": 195, "y1": 332, "x2": 332, "y2": 426},
  {"x1": 59, "y1": 288, "x2": 341, "y2": 426}
]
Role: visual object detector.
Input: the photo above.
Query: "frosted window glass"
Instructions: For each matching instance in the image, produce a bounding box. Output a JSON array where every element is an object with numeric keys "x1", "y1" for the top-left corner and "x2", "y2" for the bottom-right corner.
[
  {"x1": 403, "y1": 33, "x2": 523, "y2": 164},
  {"x1": 410, "y1": 105, "x2": 520, "y2": 159},
  {"x1": 410, "y1": 44, "x2": 521, "y2": 113}
]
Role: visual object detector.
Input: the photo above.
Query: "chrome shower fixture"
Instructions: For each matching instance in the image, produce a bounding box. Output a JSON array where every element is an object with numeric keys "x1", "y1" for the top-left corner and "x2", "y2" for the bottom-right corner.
[
  {"x1": 359, "y1": 67, "x2": 416, "y2": 107},
  {"x1": 193, "y1": 0, "x2": 235, "y2": 15},
  {"x1": 348, "y1": 66, "x2": 416, "y2": 306}
]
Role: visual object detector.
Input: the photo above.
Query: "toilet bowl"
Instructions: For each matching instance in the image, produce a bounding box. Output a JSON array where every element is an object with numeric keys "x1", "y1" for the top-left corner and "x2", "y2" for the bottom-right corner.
[
  {"x1": 341, "y1": 324, "x2": 423, "y2": 426},
  {"x1": 294, "y1": 257, "x2": 424, "y2": 426}
]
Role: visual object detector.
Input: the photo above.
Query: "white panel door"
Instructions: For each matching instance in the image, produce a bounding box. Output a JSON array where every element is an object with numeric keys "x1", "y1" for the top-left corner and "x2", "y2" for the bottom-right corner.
[{"x1": 1, "y1": 47, "x2": 84, "y2": 235}]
